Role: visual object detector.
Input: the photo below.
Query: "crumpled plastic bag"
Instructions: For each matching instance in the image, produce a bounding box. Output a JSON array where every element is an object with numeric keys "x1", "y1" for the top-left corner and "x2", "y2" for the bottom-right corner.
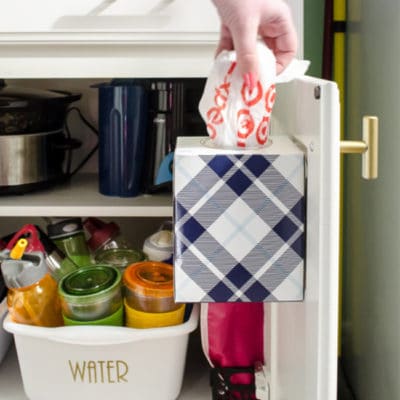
[{"x1": 199, "y1": 43, "x2": 310, "y2": 149}]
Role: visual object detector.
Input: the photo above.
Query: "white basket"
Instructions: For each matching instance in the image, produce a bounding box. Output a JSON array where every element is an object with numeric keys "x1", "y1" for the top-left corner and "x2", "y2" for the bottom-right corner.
[
  {"x1": 0, "y1": 298, "x2": 12, "y2": 365},
  {"x1": 4, "y1": 305, "x2": 199, "y2": 400}
]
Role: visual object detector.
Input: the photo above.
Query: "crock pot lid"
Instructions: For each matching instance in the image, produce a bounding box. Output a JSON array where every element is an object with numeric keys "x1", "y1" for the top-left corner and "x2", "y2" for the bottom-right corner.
[{"x1": 0, "y1": 86, "x2": 76, "y2": 107}]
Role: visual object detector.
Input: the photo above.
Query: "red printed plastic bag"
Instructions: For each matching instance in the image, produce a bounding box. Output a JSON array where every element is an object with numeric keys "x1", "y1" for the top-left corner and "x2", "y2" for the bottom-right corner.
[{"x1": 199, "y1": 43, "x2": 309, "y2": 149}]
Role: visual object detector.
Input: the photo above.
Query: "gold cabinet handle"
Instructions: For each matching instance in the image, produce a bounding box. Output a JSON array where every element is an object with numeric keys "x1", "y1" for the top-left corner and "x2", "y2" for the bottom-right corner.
[{"x1": 340, "y1": 116, "x2": 379, "y2": 179}]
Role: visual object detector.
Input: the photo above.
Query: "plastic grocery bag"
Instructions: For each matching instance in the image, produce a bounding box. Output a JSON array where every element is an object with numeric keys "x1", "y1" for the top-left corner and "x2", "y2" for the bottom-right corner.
[{"x1": 199, "y1": 43, "x2": 309, "y2": 149}]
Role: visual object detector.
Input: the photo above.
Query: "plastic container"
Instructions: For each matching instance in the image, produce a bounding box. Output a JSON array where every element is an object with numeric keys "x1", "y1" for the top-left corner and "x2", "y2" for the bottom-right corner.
[
  {"x1": 37, "y1": 226, "x2": 79, "y2": 281},
  {"x1": 95, "y1": 248, "x2": 146, "y2": 272},
  {"x1": 123, "y1": 262, "x2": 184, "y2": 328},
  {"x1": 142, "y1": 221, "x2": 173, "y2": 263},
  {"x1": 2, "y1": 250, "x2": 63, "y2": 327},
  {"x1": 62, "y1": 305, "x2": 124, "y2": 327},
  {"x1": 123, "y1": 262, "x2": 179, "y2": 313},
  {"x1": 124, "y1": 300, "x2": 185, "y2": 329},
  {"x1": 47, "y1": 218, "x2": 92, "y2": 267},
  {"x1": 3, "y1": 304, "x2": 199, "y2": 400},
  {"x1": 7, "y1": 273, "x2": 63, "y2": 327},
  {"x1": 59, "y1": 265, "x2": 122, "y2": 323},
  {"x1": 83, "y1": 217, "x2": 131, "y2": 254},
  {"x1": 0, "y1": 298, "x2": 12, "y2": 365}
]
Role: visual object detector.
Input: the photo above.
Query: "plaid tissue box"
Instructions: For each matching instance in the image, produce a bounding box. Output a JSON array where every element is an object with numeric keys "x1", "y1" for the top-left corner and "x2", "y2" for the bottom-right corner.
[{"x1": 173, "y1": 137, "x2": 305, "y2": 302}]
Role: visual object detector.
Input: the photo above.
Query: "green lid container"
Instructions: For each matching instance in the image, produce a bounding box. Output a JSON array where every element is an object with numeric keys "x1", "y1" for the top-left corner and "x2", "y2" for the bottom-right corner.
[
  {"x1": 62, "y1": 305, "x2": 124, "y2": 326},
  {"x1": 59, "y1": 265, "x2": 122, "y2": 322},
  {"x1": 95, "y1": 248, "x2": 146, "y2": 272}
]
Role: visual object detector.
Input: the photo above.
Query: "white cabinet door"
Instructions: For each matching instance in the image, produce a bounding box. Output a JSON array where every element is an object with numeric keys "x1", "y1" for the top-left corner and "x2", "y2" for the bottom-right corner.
[
  {"x1": 0, "y1": 0, "x2": 219, "y2": 40},
  {"x1": 0, "y1": 0, "x2": 301, "y2": 44},
  {"x1": 269, "y1": 77, "x2": 340, "y2": 400},
  {"x1": 0, "y1": 0, "x2": 220, "y2": 78},
  {"x1": 0, "y1": 0, "x2": 303, "y2": 78}
]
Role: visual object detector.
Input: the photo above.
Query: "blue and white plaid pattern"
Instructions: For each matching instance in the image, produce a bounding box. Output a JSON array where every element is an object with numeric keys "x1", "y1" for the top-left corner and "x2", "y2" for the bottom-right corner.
[{"x1": 174, "y1": 153, "x2": 305, "y2": 302}]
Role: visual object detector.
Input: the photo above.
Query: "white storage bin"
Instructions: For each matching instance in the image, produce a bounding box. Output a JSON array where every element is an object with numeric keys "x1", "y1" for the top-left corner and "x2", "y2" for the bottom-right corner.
[
  {"x1": 0, "y1": 298, "x2": 12, "y2": 365},
  {"x1": 4, "y1": 304, "x2": 198, "y2": 400}
]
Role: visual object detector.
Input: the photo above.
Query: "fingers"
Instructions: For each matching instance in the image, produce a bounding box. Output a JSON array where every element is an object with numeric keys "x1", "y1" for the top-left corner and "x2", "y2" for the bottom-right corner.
[
  {"x1": 261, "y1": 3, "x2": 298, "y2": 73},
  {"x1": 215, "y1": 24, "x2": 234, "y2": 57},
  {"x1": 264, "y1": 31, "x2": 297, "y2": 74},
  {"x1": 212, "y1": 0, "x2": 298, "y2": 77},
  {"x1": 229, "y1": 18, "x2": 260, "y2": 81}
]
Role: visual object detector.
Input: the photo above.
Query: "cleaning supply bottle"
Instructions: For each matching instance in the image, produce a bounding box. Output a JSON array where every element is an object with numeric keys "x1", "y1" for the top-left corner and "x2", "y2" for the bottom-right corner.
[{"x1": 46, "y1": 218, "x2": 92, "y2": 267}]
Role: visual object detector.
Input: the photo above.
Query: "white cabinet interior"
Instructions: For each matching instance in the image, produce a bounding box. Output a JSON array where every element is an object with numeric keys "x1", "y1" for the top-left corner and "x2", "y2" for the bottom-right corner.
[{"x1": 0, "y1": 76, "x2": 340, "y2": 400}]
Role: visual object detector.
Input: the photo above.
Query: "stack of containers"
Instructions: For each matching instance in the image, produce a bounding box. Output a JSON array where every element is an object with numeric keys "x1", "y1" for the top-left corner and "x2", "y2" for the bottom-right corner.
[
  {"x1": 123, "y1": 261, "x2": 185, "y2": 329},
  {"x1": 1, "y1": 218, "x2": 196, "y2": 400}
]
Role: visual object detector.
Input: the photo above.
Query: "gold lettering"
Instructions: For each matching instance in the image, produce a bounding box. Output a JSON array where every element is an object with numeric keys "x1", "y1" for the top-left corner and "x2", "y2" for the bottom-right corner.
[
  {"x1": 87, "y1": 361, "x2": 97, "y2": 384},
  {"x1": 98, "y1": 360, "x2": 105, "y2": 383},
  {"x1": 68, "y1": 360, "x2": 129, "y2": 384},
  {"x1": 106, "y1": 361, "x2": 115, "y2": 383},
  {"x1": 69, "y1": 360, "x2": 86, "y2": 382},
  {"x1": 116, "y1": 360, "x2": 129, "y2": 383}
]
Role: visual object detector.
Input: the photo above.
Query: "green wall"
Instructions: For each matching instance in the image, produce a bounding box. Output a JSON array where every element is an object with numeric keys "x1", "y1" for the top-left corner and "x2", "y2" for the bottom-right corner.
[{"x1": 304, "y1": 0, "x2": 324, "y2": 78}]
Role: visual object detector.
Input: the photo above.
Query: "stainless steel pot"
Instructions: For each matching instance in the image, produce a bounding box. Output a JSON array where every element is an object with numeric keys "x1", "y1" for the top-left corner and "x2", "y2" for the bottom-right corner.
[{"x1": 0, "y1": 129, "x2": 80, "y2": 194}]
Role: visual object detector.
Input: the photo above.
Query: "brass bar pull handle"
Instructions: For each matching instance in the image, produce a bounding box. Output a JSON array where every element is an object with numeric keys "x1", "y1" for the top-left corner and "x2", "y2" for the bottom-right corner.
[{"x1": 340, "y1": 116, "x2": 379, "y2": 179}]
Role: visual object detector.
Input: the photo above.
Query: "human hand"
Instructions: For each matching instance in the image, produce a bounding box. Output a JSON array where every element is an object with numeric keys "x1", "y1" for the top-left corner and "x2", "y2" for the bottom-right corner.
[{"x1": 212, "y1": 0, "x2": 297, "y2": 87}]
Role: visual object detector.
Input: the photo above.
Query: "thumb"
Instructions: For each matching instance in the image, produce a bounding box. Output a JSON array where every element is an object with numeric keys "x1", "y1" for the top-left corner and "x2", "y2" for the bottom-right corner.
[{"x1": 229, "y1": 19, "x2": 259, "y2": 81}]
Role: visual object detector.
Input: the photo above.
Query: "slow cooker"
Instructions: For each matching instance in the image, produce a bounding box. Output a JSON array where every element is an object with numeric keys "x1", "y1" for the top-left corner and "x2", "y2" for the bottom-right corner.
[{"x1": 0, "y1": 82, "x2": 82, "y2": 194}]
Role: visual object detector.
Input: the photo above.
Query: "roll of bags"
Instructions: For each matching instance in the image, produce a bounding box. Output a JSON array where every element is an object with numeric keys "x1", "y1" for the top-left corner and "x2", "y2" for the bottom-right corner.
[{"x1": 123, "y1": 262, "x2": 184, "y2": 329}]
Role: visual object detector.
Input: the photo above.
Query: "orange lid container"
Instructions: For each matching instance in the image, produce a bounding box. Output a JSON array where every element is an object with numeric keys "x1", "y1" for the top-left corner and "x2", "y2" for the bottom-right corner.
[{"x1": 123, "y1": 262, "x2": 179, "y2": 313}]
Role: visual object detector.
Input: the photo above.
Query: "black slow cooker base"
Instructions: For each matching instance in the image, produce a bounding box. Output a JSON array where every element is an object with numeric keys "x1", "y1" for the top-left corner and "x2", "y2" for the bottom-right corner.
[{"x1": 0, "y1": 176, "x2": 70, "y2": 196}]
